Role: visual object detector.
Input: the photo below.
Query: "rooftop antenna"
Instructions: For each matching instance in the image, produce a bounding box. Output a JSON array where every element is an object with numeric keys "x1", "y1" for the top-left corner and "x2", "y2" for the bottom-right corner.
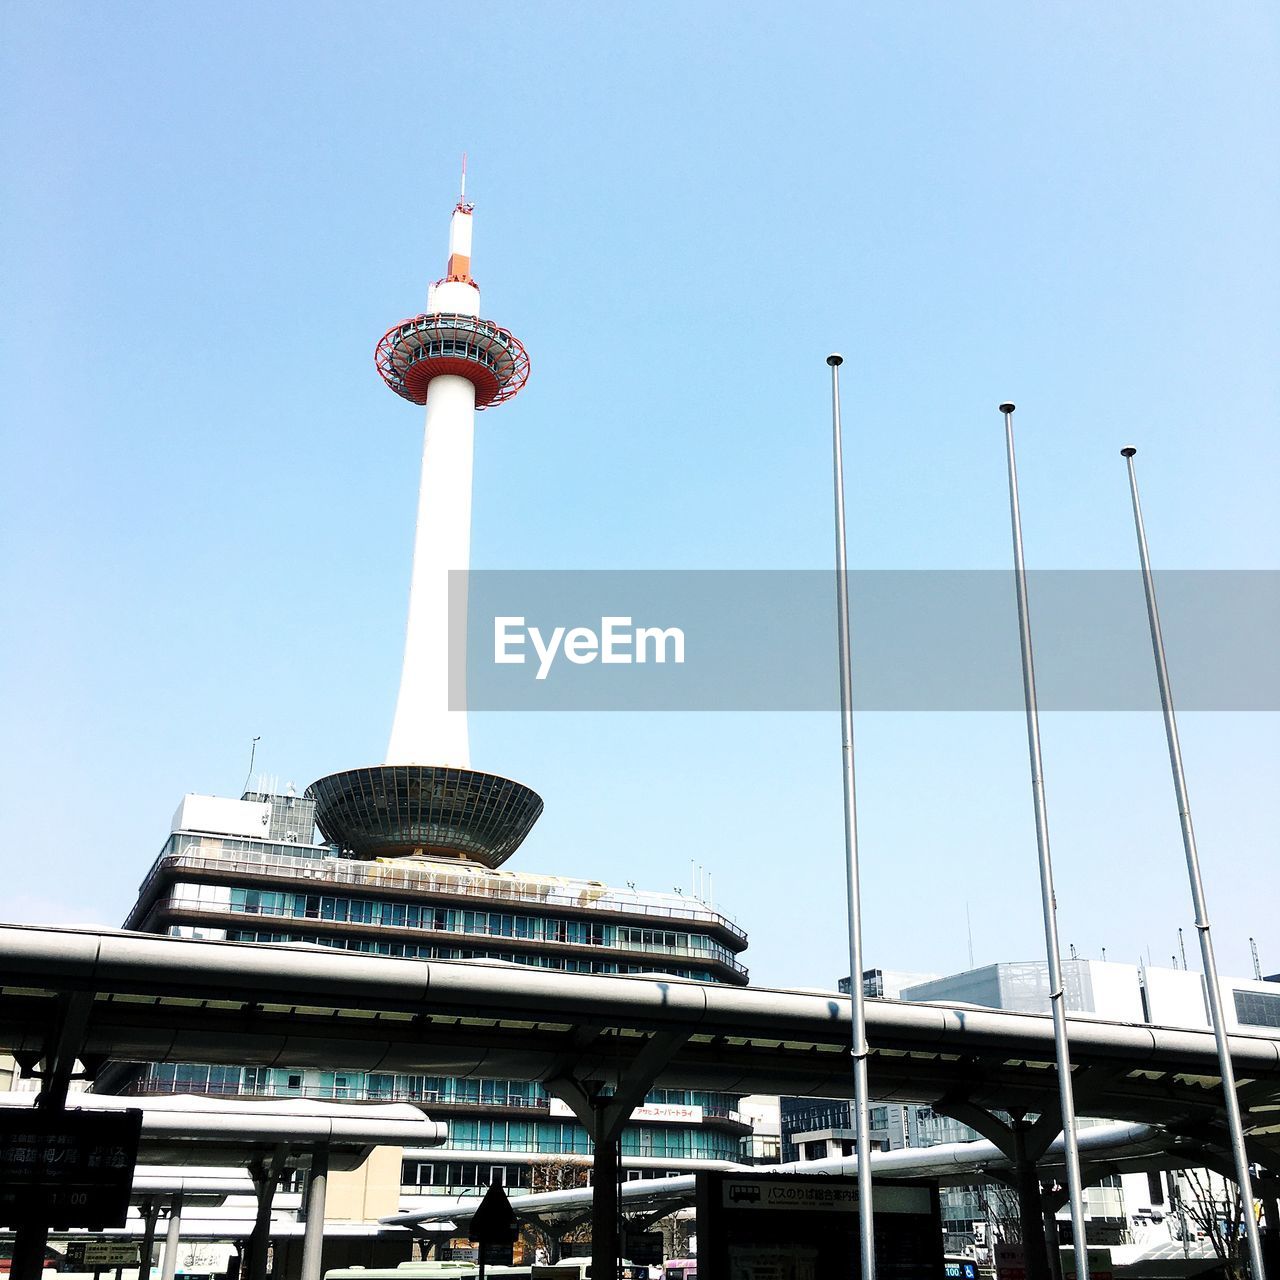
[
  {"x1": 1251, "y1": 937, "x2": 1262, "y2": 981},
  {"x1": 966, "y1": 902, "x2": 975, "y2": 969},
  {"x1": 1178, "y1": 926, "x2": 1187, "y2": 971},
  {"x1": 242, "y1": 736, "x2": 261, "y2": 797},
  {"x1": 1172, "y1": 955, "x2": 1178, "y2": 970},
  {"x1": 1121, "y1": 445, "x2": 1265, "y2": 1280},
  {"x1": 1069, "y1": 943, "x2": 1078, "y2": 960},
  {"x1": 458, "y1": 152, "x2": 469, "y2": 209}
]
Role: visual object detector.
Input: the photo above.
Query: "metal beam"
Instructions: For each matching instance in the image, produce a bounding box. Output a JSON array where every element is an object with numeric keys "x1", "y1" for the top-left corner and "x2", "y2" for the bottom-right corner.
[{"x1": 38, "y1": 990, "x2": 94, "y2": 1110}]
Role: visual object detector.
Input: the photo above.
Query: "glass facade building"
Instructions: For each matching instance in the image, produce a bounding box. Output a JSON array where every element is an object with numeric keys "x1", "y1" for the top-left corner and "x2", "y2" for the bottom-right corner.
[{"x1": 106, "y1": 788, "x2": 753, "y2": 1200}]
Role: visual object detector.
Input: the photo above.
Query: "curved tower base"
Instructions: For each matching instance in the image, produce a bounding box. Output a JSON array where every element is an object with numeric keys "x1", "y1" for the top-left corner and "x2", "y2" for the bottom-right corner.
[{"x1": 307, "y1": 765, "x2": 543, "y2": 867}]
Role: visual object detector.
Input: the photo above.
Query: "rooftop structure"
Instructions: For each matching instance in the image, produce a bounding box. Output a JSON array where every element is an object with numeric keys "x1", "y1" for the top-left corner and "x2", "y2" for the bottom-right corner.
[
  {"x1": 308, "y1": 176, "x2": 540, "y2": 865},
  {"x1": 125, "y1": 792, "x2": 748, "y2": 986}
]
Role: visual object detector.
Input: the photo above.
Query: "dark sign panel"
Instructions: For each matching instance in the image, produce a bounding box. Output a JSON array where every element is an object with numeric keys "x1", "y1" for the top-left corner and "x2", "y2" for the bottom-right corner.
[
  {"x1": 624, "y1": 1231, "x2": 665, "y2": 1266},
  {"x1": 0, "y1": 1109, "x2": 143, "y2": 1229},
  {"x1": 695, "y1": 1173, "x2": 943, "y2": 1280}
]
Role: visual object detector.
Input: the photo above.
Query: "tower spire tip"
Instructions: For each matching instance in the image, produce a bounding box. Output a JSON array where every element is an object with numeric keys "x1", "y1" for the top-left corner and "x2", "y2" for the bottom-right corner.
[{"x1": 456, "y1": 153, "x2": 472, "y2": 213}]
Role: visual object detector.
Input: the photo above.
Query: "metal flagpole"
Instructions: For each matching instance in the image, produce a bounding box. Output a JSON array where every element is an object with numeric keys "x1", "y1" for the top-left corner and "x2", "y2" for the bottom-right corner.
[
  {"x1": 1120, "y1": 446, "x2": 1266, "y2": 1280},
  {"x1": 999, "y1": 403, "x2": 1090, "y2": 1280},
  {"x1": 828, "y1": 354, "x2": 876, "y2": 1280}
]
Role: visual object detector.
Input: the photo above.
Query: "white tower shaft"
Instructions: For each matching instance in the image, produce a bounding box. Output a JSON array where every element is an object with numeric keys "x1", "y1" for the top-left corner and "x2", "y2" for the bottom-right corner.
[
  {"x1": 385, "y1": 204, "x2": 482, "y2": 768},
  {"x1": 385, "y1": 373, "x2": 476, "y2": 767}
]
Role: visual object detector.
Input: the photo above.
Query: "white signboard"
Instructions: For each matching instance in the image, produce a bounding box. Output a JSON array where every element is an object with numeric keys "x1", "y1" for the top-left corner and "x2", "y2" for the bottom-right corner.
[
  {"x1": 720, "y1": 1180, "x2": 931, "y2": 1214},
  {"x1": 723, "y1": 1180, "x2": 853, "y2": 1211},
  {"x1": 632, "y1": 1103, "x2": 703, "y2": 1123},
  {"x1": 171, "y1": 793, "x2": 271, "y2": 839},
  {"x1": 82, "y1": 1243, "x2": 139, "y2": 1267},
  {"x1": 547, "y1": 1099, "x2": 703, "y2": 1123}
]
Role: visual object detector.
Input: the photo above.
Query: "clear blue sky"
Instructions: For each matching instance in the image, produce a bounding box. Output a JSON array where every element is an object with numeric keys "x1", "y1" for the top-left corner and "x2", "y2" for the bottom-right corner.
[{"x1": 2, "y1": 2, "x2": 1276, "y2": 989}]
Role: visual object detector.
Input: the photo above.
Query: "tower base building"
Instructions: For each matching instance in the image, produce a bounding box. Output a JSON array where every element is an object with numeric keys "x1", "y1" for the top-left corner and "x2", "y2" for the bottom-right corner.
[{"x1": 104, "y1": 786, "x2": 753, "y2": 1209}]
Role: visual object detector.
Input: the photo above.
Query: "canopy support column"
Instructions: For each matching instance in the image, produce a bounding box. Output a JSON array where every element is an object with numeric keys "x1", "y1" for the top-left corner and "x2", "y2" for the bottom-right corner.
[
  {"x1": 246, "y1": 1145, "x2": 289, "y2": 1280},
  {"x1": 547, "y1": 1029, "x2": 689, "y2": 1280},
  {"x1": 300, "y1": 1148, "x2": 330, "y2": 1280},
  {"x1": 160, "y1": 1193, "x2": 183, "y2": 1280}
]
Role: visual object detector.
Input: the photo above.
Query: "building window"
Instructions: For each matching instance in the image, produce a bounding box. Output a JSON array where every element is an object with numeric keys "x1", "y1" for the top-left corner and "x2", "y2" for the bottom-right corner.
[{"x1": 1234, "y1": 989, "x2": 1280, "y2": 1028}]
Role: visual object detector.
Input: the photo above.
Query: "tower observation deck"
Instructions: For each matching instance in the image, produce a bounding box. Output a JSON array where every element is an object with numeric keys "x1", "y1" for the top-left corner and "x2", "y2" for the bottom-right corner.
[{"x1": 308, "y1": 179, "x2": 542, "y2": 866}]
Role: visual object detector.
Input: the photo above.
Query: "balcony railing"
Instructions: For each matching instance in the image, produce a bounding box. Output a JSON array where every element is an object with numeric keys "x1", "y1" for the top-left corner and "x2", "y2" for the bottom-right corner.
[
  {"x1": 136, "y1": 846, "x2": 747, "y2": 945},
  {"x1": 157, "y1": 893, "x2": 748, "y2": 975},
  {"x1": 124, "y1": 1079, "x2": 550, "y2": 1108},
  {"x1": 125, "y1": 1078, "x2": 743, "y2": 1124}
]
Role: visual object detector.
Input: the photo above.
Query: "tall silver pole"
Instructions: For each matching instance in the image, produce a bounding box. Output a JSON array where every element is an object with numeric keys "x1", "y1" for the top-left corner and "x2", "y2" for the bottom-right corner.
[
  {"x1": 1121, "y1": 446, "x2": 1266, "y2": 1280},
  {"x1": 829, "y1": 354, "x2": 876, "y2": 1280},
  {"x1": 999, "y1": 403, "x2": 1090, "y2": 1280},
  {"x1": 160, "y1": 1194, "x2": 182, "y2": 1280}
]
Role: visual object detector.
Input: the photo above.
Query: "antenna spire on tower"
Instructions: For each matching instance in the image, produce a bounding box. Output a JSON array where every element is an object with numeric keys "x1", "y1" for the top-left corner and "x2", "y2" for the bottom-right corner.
[{"x1": 456, "y1": 152, "x2": 472, "y2": 213}]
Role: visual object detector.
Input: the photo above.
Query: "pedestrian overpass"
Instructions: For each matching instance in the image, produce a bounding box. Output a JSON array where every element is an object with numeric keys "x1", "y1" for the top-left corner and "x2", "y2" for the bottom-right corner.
[{"x1": 1, "y1": 924, "x2": 1277, "y2": 1280}]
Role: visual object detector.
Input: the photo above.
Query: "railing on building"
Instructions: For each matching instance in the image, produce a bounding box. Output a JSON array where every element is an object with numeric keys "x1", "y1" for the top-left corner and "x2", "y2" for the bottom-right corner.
[
  {"x1": 157, "y1": 891, "x2": 748, "y2": 975},
  {"x1": 136, "y1": 846, "x2": 747, "y2": 944},
  {"x1": 125, "y1": 1077, "x2": 744, "y2": 1127}
]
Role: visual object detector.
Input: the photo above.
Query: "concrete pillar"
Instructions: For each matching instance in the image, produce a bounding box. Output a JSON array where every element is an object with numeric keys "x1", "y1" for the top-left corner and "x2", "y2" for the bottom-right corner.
[
  {"x1": 1042, "y1": 1202, "x2": 1064, "y2": 1280},
  {"x1": 591, "y1": 1137, "x2": 620, "y2": 1280},
  {"x1": 1263, "y1": 1194, "x2": 1280, "y2": 1280},
  {"x1": 1011, "y1": 1124, "x2": 1050, "y2": 1280},
  {"x1": 300, "y1": 1150, "x2": 329, "y2": 1280},
  {"x1": 9, "y1": 1220, "x2": 50, "y2": 1280},
  {"x1": 246, "y1": 1164, "x2": 281, "y2": 1280},
  {"x1": 160, "y1": 1193, "x2": 183, "y2": 1280}
]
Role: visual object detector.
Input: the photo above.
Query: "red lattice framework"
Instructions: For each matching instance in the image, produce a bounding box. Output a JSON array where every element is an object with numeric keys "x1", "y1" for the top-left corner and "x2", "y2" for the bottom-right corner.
[{"x1": 375, "y1": 312, "x2": 530, "y2": 409}]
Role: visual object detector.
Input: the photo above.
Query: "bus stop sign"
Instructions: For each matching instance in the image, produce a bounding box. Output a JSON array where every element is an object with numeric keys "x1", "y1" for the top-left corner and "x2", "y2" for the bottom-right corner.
[{"x1": 0, "y1": 1108, "x2": 143, "y2": 1229}]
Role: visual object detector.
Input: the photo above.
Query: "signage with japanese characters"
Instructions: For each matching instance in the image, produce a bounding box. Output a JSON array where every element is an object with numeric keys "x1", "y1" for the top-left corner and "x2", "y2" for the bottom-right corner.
[
  {"x1": 994, "y1": 1243, "x2": 1026, "y2": 1280},
  {"x1": 695, "y1": 1173, "x2": 942, "y2": 1280},
  {"x1": 65, "y1": 1241, "x2": 141, "y2": 1268},
  {"x1": 0, "y1": 1108, "x2": 143, "y2": 1229},
  {"x1": 547, "y1": 1098, "x2": 704, "y2": 1124}
]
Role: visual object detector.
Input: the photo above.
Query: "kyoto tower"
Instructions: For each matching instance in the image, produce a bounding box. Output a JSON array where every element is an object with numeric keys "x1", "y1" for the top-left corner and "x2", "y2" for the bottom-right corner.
[{"x1": 307, "y1": 171, "x2": 543, "y2": 865}]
